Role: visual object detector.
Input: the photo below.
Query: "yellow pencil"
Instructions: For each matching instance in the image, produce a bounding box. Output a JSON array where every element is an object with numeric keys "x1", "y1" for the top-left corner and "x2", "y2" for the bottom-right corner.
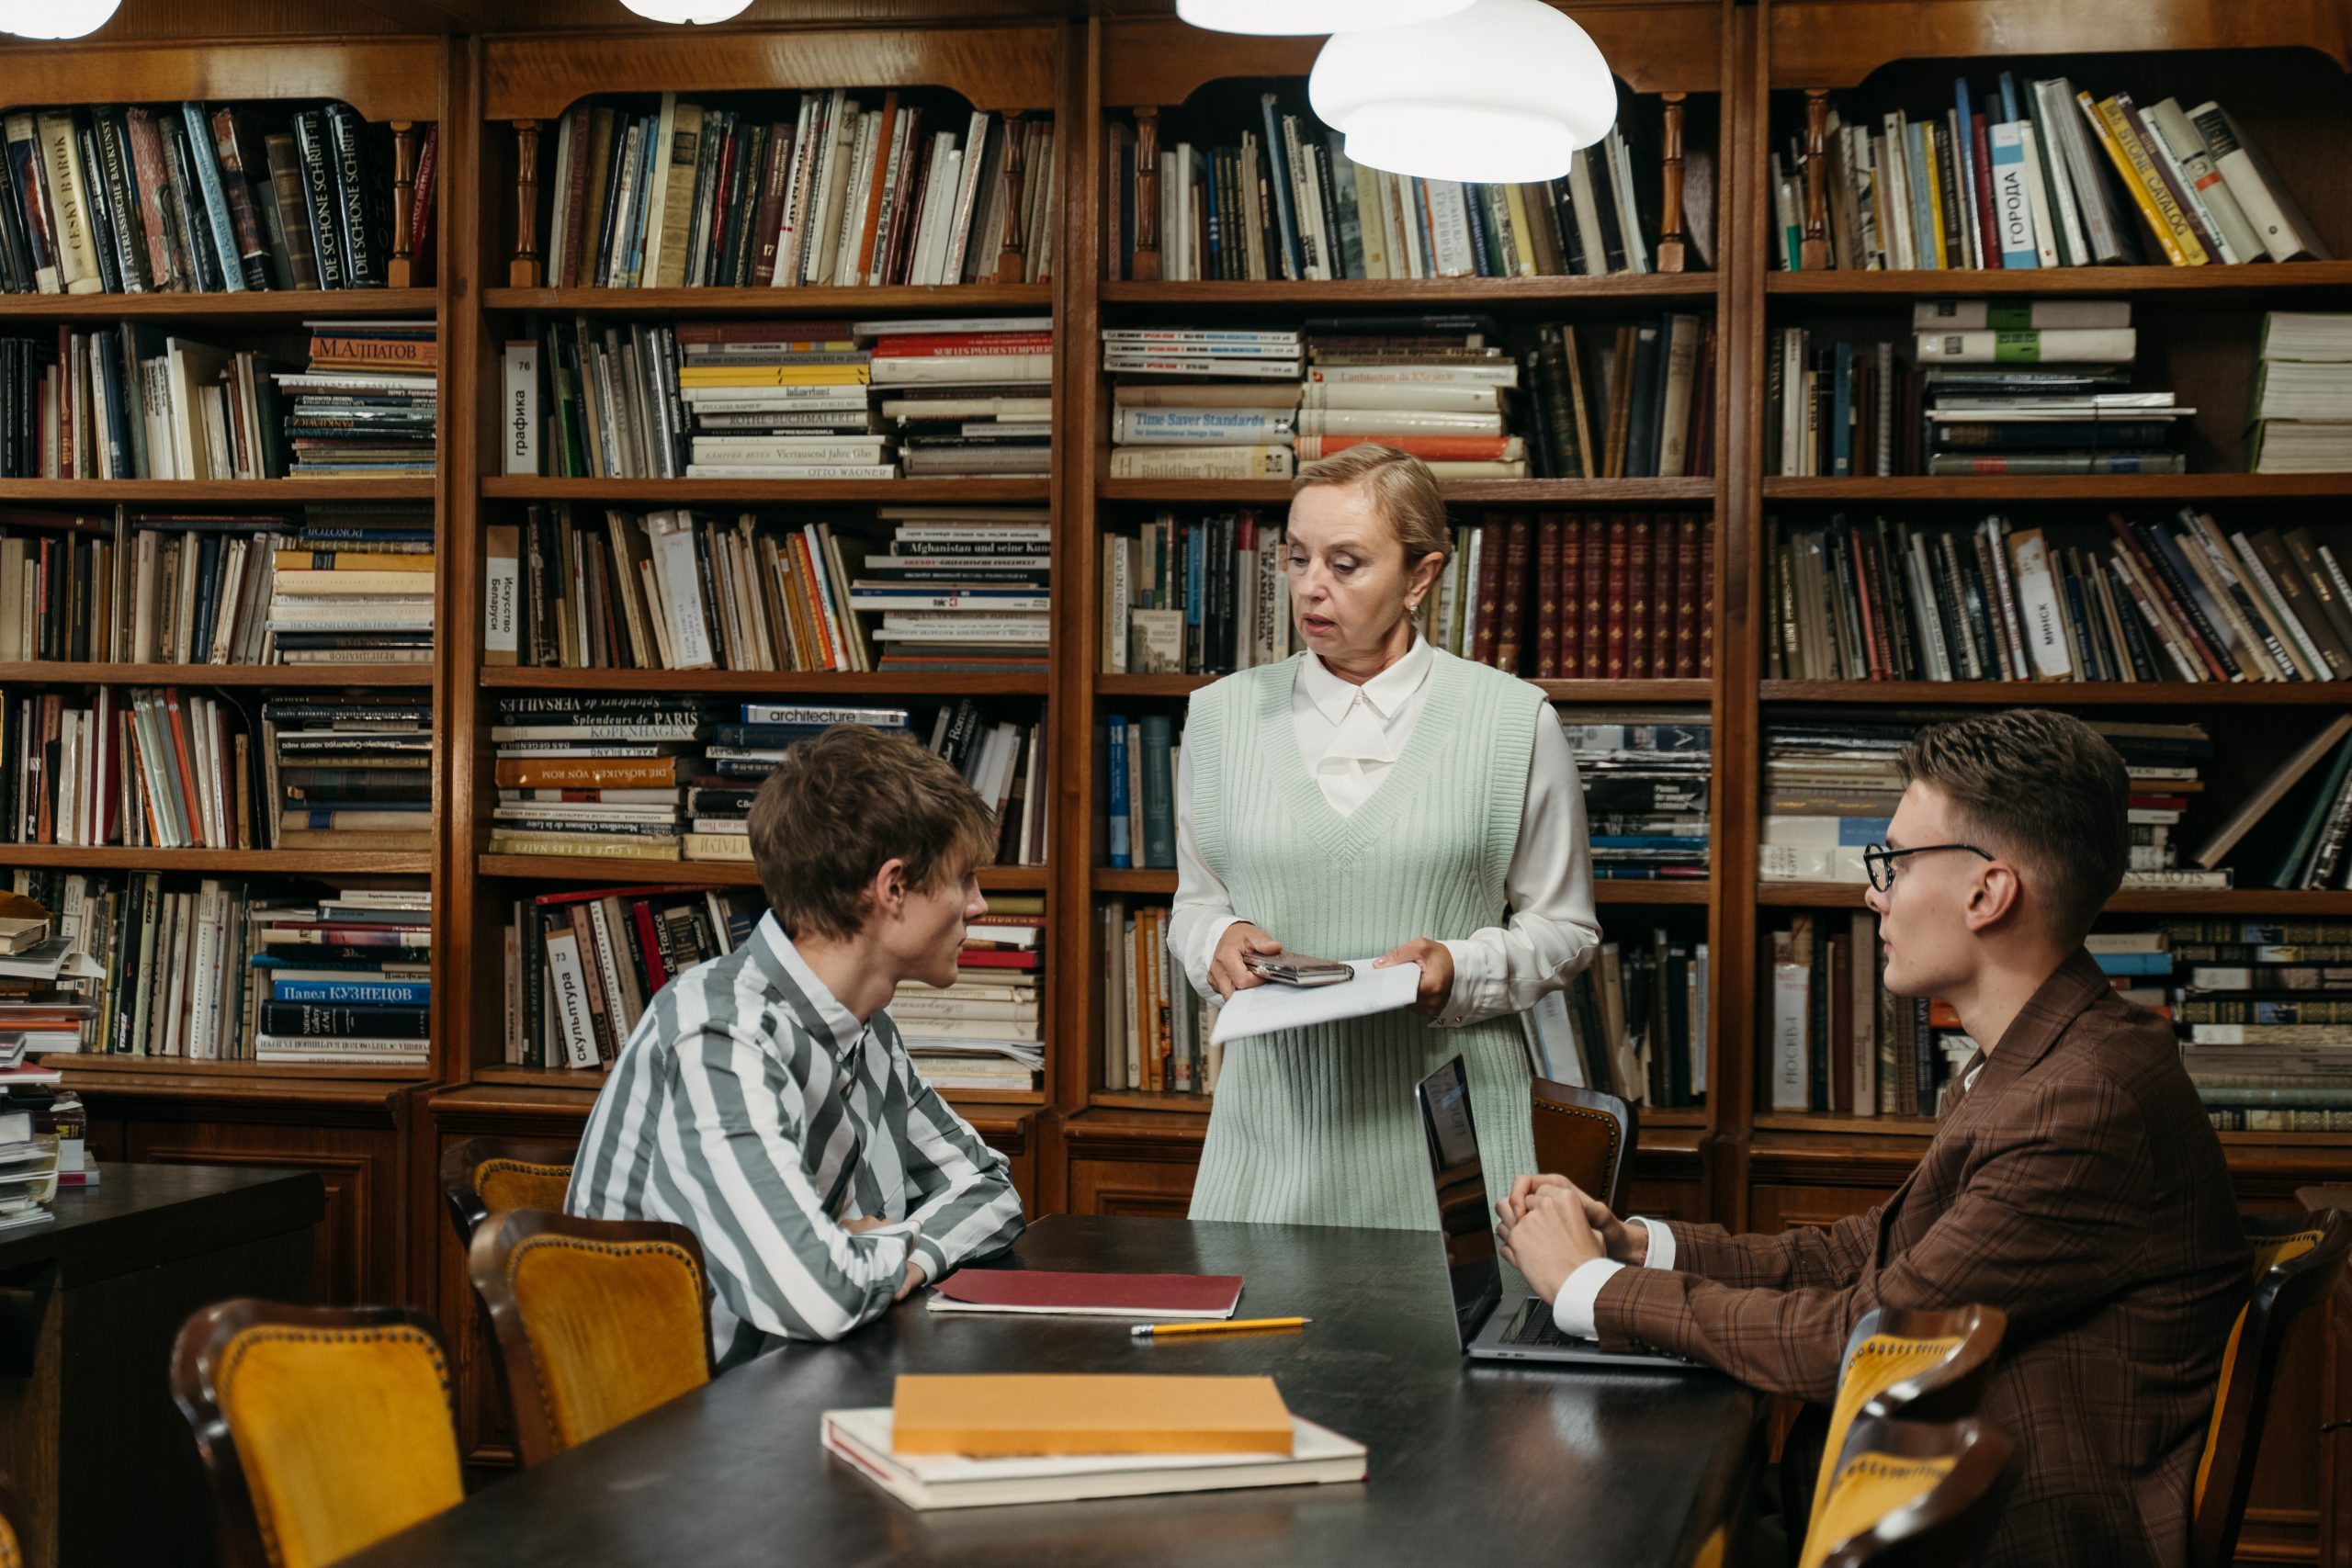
[{"x1": 1130, "y1": 1316, "x2": 1311, "y2": 1338}]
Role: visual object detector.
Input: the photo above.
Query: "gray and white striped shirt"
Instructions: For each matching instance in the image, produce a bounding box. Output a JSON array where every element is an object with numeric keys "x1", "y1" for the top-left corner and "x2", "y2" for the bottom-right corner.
[{"x1": 567, "y1": 910, "x2": 1024, "y2": 1367}]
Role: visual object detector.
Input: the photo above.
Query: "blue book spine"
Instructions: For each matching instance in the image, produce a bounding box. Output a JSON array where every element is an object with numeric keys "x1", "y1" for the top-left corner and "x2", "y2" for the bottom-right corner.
[
  {"x1": 1996, "y1": 70, "x2": 2024, "y2": 127},
  {"x1": 1139, "y1": 714, "x2": 1176, "y2": 870},
  {"x1": 1951, "y1": 77, "x2": 1982, "y2": 263},
  {"x1": 2093, "y1": 952, "x2": 2175, "y2": 976},
  {"x1": 180, "y1": 101, "x2": 247, "y2": 291},
  {"x1": 1906, "y1": 121, "x2": 1939, "y2": 268},
  {"x1": 1202, "y1": 148, "x2": 1224, "y2": 278},
  {"x1": 1414, "y1": 177, "x2": 1440, "y2": 278},
  {"x1": 271, "y1": 980, "x2": 432, "y2": 1005},
  {"x1": 1589, "y1": 835, "x2": 1716, "y2": 852},
  {"x1": 1106, "y1": 716, "x2": 1133, "y2": 869},
  {"x1": 1986, "y1": 122, "x2": 2041, "y2": 269},
  {"x1": 1831, "y1": 340, "x2": 1855, "y2": 477},
  {"x1": 1257, "y1": 96, "x2": 1302, "y2": 281},
  {"x1": 1461, "y1": 184, "x2": 1492, "y2": 277},
  {"x1": 713, "y1": 723, "x2": 828, "y2": 748}
]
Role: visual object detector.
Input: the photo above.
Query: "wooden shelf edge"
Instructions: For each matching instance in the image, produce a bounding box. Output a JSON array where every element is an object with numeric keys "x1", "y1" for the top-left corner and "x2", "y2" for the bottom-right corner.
[
  {"x1": 482, "y1": 667, "x2": 1048, "y2": 695},
  {"x1": 0, "y1": 288, "x2": 437, "y2": 320},
  {"x1": 0, "y1": 479, "x2": 436, "y2": 502},
  {"x1": 6, "y1": 846, "x2": 431, "y2": 874},
  {"x1": 1076, "y1": 1096, "x2": 1215, "y2": 1122},
  {"x1": 52, "y1": 1055, "x2": 430, "y2": 1083},
  {"x1": 1100, "y1": 479, "x2": 1715, "y2": 504},
  {"x1": 1762, "y1": 475, "x2": 2351, "y2": 502},
  {"x1": 483, "y1": 477, "x2": 1052, "y2": 502},
  {"x1": 1101, "y1": 275, "x2": 1722, "y2": 306},
  {"x1": 1758, "y1": 882, "x2": 2352, "y2": 914},
  {"x1": 1763, "y1": 680, "x2": 2352, "y2": 705},
  {"x1": 483, "y1": 284, "x2": 1052, "y2": 315},
  {"x1": 1092, "y1": 675, "x2": 1713, "y2": 702},
  {"x1": 0, "y1": 662, "x2": 435, "y2": 688},
  {"x1": 1767, "y1": 263, "x2": 2352, "y2": 298},
  {"x1": 477, "y1": 854, "x2": 1047, "y2": 890}
]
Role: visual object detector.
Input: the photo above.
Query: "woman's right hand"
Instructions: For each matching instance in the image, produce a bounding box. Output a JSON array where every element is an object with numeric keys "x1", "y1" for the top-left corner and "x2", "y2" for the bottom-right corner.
[{"x1": 1208, "y1": 923, "x2": 1285, "y2": 999}]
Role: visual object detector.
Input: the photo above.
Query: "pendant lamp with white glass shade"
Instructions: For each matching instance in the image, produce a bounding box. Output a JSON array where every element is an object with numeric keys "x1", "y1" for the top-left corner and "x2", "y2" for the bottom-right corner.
[
  {"x1": 1, "y1": 0, "x2": 119, "y2": 38},
  {"x1": 1309, "y1": 0, "x2": 1616, "y2": 185},
  {"x1": 1175, "y1": 0, "x2": 1473, "y2": 37},
  {"x1": 618, "y1": 0, "x2": 754, "y2": 23}
]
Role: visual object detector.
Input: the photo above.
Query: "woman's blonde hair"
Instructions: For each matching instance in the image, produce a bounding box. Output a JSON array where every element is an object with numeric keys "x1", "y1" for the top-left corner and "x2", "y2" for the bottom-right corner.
[{"x1": 1291, "y1": 444, "x2": 1452, "y2": 570}]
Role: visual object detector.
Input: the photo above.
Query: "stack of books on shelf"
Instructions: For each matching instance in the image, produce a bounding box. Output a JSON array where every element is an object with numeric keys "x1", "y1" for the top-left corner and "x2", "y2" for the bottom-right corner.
[
  {"x1": 1105, "y1": 93, "x2": 1702, "y2": 279},
  {"x1": 1562, "y1": 708, "x2": 1709, "y2": 880},
  {"x1": 893, "y1": 914, "x2": 1043, "y2": 1093},
  {"x1": 674, "y1": 319, "x2": 882, "y2": 479},
  {"x1": 4, "y1": 686, "x2": 259, "y2": 850},
  {"x1": 1526, "y1": 926, "x2": 1706, "y2": 1109},
  {"x1": 1766, "y1": 510, "x2": 2352, "y2": 684},
  {"x1": 540, "y1": 93, "x2": 1052, "y2": 289},
  {"x1": 249, "y1": 887, "x2": 431, "y2": 1066},
  {"x1": 1100, "y1": 510, "x2": 1290, "y2": 677},
  {"x1": 1765, "y1": 908, "x2": 1969, "y2": 1117},
  {"x1": 488, "y1": 694, "x2": 715, "y2": 864},
  {"x1": 263, "y1": 695, "x2": 431, "y2": 852},
  {"x1": 1096, "y1": 900, "x2": 1213, "y2": 1096},
  {"x1": 1102, "y1": 714, "x2": 1177, "y2": 873},
  {"x1": 0, "y1": 101, "x2": 429, "y2": 296},
  {"x1": 1758, "y1": 713, "x2": 2224, "y2": 888},
  {"x1": 1433, "y1": 512, "x2": 1713, "y2": 680},
  {"x1": 269, "y1": 502, "x2": 437, "y2": 665},
  {"x1": 1775, "y1": 73, "x2": 2326, "y2": 269},
  {"x1": 1523, "y1": 316, "x2": 1713, "y2": 480},
  {"x1": 1299, "y1": 319, "x2": 1529, "y2": 479},
  {"x1": 684, "y1": 700, "x2": 903, "y2": 865},
  {"x1": 277, "y1": 321, "x2": 436, "y2": 476},
  {"x1": 2165, "y1": 917, "x2": 2352, "y2": 1131},
  {"x1": 2185, "y1": 716, "x2": 2352, "y2": 892},
  {"x1": 873, "y1": 318, "x2": 1052, "y2": 478},
  {"x1": 0, "y1": 900, "x2": 96, "y2": 1065},
  {"x1": 1104, "y1": 327, "x2": 1302, "y2": 480},
  {"x1": 856, "y1": 506, "x2": 1051, "y2": 668},
  {"x1": 2250, "y1": 311, "x2": 2352, "y2": 474},
  {"x1": 3, "y1": 329, "x2": 292, "y2": 479},
  {"x1": 1771, "y1": 301, "x2": 2186, "y2": 478},
  {"x1": 0, "y1": 1097, "x2": 58, "y2": 1233},
  {"x1": 504, "y1": 884, "x2": 764, "y2": 1071}
]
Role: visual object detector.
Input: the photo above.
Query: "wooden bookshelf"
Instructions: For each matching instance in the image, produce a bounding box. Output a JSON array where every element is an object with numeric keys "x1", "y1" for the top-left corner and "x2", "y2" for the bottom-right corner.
[
  {"x1": 0, "y1": 663, "x2": 437, "y2": 688},
  {"x1": 0, "y1": 287, "x2": 440, "y2": 319},
  {"x1": 480, "y1": 477, "x2": 1053, "y2": 503},
  {"x1": 1098, "y1": 479, "x2": 1718, "y2": 504},
  {"x1": 1761, "y1": 680, "x2": 2352, "y2": 705}
]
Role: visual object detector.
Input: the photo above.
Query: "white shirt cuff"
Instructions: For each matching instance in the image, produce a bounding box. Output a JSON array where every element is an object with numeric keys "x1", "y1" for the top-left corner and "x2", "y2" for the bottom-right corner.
[
  {"x1": 1431, "y1": 940, "x2": 1484, "y2": 1028},
  {"x1": 1550, "y1": 1258, "x2": 1624, "y2": 1340},
  {"x1": 1188, "y1": 915, "x2": 1243, "y2": 1006},
  {"x1": 1634, "y1": 1216, "x2": 1676, "y2": 1270}
]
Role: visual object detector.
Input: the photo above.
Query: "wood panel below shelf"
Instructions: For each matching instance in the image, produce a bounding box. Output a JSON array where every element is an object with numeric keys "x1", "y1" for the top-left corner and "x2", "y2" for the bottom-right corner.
[{"x1": 1759, "y1": 882, "x2": 2352, "y2": 914}]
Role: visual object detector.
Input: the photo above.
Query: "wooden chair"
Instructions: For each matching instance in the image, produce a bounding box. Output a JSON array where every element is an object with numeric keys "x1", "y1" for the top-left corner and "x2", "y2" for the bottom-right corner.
[
  {"x1": 0, "y1": 1472, "x2": 24, "y2": 1568},
  {"x1": 1804, "y1": 1304, "x2": 2007, "y2": 1552},
  {"x1": 1798, "y1": 1416, "x2": 2014, "y2": 1568},
  {"x1": 437, "y1": 1135, "x2": 579, "y2": 1247},
  {"x1": 468, "y1": 1208, "x2": 715, "y2": 1467},
  {"x1": 2189, "y1": 1208, "x2": 2352, "y2": 1568},
  {"x1": 170, "y1": 1300, "x2": 465, "y2": 1568},
  {"x1": 1529, "y1": 1077, "x2": 1637, "y2": 1214}
]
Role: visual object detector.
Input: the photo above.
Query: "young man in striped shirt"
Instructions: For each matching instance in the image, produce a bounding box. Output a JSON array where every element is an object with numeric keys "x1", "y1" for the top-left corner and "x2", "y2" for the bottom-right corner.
[{"x1": 569, "y1": 724, "x2": 1025, "y2": 1367}]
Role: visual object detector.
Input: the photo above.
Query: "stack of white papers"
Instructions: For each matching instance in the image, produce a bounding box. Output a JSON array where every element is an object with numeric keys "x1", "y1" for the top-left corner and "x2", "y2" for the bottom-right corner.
[{"x1": 1208, "y1": 960, "x2": 1420, "y2": 1047}]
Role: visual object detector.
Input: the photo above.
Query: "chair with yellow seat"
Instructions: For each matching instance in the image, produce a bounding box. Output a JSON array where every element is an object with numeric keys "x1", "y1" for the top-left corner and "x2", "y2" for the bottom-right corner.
[
  {"x1": 468, "y1": 1208, "x2": 715, "y2": 1467},
  {"x1": 170, "y1": 1301, "x2": 465, "y2": 1568},
  {"x1": 1529, "y1": 1077, "x2": 1637, "y2": 1214},
  {"x1": 1801, "y1": 1304, "x2": 2007, "y2": 1555},
  {"x1": 438, "y1": 1135, "x2": 579, "y2": 1247},
  {"x1": 2189, "y1": 1207, "x2": 2352, "y2": 1568},
  {"x1": 0, "y1": 1472, "x2": 25, "y2": 1568},
  {"x1": 1798, "y1": 1415, "x2": 2013, "y2": 1568}
]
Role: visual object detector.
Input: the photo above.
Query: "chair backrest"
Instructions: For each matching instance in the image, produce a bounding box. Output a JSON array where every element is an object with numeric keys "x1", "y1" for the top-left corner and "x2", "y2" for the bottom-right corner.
[
  {"x1": 1807, "y1": 1304, "x2": 2007, "y2": 1551},
  {"x1": 438, "y1": 1135, "x2": 579, "y2": 1247},
  {"x1": 468, "y1": 1207, "x2": 715, "y2": 1467},
  {"x1": 1529, "y1": 1077, "x2": 1637, "y2": 1214},
  {"x1": 1800, "y1": 1416, "x2": 2014, "y2": 1568},
  {"x1": 2189, "y1": 1208, "x2": 2352, "y2": 1568},
  {"x1": 171, "y1": 1300, "x2": 465, "y2": 1568},
  {"x1": 0, "y1": 1472, "x2": 24, "y2": 1568}
]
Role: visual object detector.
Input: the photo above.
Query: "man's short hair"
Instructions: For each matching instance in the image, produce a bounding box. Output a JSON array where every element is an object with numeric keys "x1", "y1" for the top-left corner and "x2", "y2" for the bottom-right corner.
[
  {"x1": 1895, "y1": 708, "x2": 2130, "y2": 942},
  {"x1": 747, "y1": 725, "x2": 998, "y2": 942}
]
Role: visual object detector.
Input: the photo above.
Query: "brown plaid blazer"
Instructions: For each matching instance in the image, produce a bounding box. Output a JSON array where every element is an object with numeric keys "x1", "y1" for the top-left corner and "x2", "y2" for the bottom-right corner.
[{"x1": 1596, "y1": 950, "x2": 2250, "y2": 1567}]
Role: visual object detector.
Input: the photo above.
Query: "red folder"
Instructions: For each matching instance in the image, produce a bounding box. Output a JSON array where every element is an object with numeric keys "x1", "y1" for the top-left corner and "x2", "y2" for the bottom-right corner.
[{"x1": 928, "y1": 1269, "x2": 1245, "y2": 1320}]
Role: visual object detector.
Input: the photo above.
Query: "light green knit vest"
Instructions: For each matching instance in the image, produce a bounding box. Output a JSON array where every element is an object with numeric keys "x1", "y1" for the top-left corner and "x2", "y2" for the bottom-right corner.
[{"x1": 1184, "y1": 649, "x2": 1546, "y2": 1230}]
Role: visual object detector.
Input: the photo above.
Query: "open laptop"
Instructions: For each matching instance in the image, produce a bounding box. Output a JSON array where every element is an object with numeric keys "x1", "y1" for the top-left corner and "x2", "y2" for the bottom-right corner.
[{"x1": 1414, "y1": 1055, "x2": 1700, "y2": 1371}]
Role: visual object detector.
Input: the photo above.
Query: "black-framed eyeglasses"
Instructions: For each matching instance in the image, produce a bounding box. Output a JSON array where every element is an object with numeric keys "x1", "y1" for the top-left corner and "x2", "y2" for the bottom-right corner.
[{"x1": 1862, "y1": 842, "x2": 1996, "y2": 892}]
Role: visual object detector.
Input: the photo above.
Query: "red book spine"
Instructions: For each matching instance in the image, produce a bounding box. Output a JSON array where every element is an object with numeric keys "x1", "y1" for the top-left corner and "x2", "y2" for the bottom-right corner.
[
  {"x1": 557, "y1": 104, "x2": 592, "y2": 288},
  {"x1": 747, "y1": 122, "x2": 796, "y2": 288},
  {"x1": 630, "y1": 898, "x2": 670, "y2": 992},
  {"x1": 1556, "y1": 515, "x2": 1584, "y2": 677},
  {"x1": 1623, "y1": 515, "x2": 1654, "y2": 679},
  {"x1": 1469, "y1": 522, "x2": 1506, "y2": 668},
  {"x1": 1672, "y1": 514, "x2": 1702, "y2": 678},
  {"x1": 1533, "y1": 513, "x2": 1561, "y2": 679},
  {"x1": 1849, "y1": 525, "x2": 1883, "y2": 679},
  {"x1": 1829, "y1": 931, "x2": 1855, "y2": 1114},
  {"x1": 956, "y1": 949, "x2": 1043, "y2": 969},
  {"x1": 409, "y1": 122, "x2": 438, "y2": 274},
  {"x1": 706, "y1": 123, "x2": 741, "y2": 286},
  {"x1": 1493, "y1": 516, "x2": 1532, "y2": 673},
  {"x1": 1603, "y1": 516, "x2": 1632, "y2": 679},
  {"x1": 1578, "y1": 514, "x2": 1608, "y2": 679},
  {"x1": 2106, "y1": 513, "x2": 2227, "y2": 682},
  {"x1": 1301, "y1": 434, "x2": 1517, "y2": 463},
  {"x1": 1697, "y1": 525, "x2": 1715, "y2": 679},
  {"x1": 869, "y1": 333, "x2": 1057, "y2": 355},
  {"x1": 1649, "y1": 513, "x2": 1679, "y2": 678},
  {"x1": 1970, "y1": 111, "x2": 2001, "y2": 269}
]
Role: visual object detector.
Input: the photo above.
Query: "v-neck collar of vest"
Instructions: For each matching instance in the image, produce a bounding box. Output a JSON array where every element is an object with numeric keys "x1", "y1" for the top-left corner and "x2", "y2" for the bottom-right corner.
[{"x1": 1266, "y1": 649, "x2": 1464, "y2": 868}]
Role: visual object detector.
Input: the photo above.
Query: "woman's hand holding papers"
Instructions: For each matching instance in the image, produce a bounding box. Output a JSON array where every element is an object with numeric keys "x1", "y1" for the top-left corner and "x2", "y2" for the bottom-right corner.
[{"x1": 1371, "y1": 939, "x2": 1454, "y2": 1016}]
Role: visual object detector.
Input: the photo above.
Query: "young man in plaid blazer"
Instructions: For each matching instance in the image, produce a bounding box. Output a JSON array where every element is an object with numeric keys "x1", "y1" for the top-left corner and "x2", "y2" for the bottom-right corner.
[{"x1": 1501, "y1": 708, "x2": 2250, "y2": 1567}]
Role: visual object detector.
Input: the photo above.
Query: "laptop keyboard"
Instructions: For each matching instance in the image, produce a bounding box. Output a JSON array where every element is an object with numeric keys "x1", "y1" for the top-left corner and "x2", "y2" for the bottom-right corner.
[{"x1": 1500, "y1": 1297, "x2": 1578, "y2": 1348}]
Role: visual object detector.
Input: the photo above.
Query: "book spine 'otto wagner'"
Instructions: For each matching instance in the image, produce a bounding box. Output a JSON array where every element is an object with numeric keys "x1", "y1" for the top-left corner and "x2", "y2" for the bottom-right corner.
[{"x1": 290, "y1": 110, "x2": 345, "y2": 289}]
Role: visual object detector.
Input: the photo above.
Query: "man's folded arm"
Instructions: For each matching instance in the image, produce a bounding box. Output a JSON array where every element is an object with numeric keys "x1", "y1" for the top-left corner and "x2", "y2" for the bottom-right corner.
[
  {"x1": 1596, "y1": 1073, "x2": 2154, "y2": 1402},
  {"x1": 1653, "y1": 1201, "x2": 1887, "y2": 1292},
  {"x1": 669, "y1": 1031, "x2": 917, "y2": 1343},
  {"x1": 893, "y1": 1064, "x2": 1027, "y2": 1283}
]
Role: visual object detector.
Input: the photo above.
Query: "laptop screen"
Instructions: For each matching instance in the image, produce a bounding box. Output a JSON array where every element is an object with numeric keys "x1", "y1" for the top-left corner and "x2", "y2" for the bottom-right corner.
[{"x1": 1414, "y1": 1055, "x2": 1502, "y2": 1350}]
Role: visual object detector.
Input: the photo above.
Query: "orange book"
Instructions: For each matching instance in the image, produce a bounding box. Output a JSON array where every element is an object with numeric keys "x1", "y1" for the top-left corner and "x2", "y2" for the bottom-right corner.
[
  {"x1": 163, "y1": 687, "x2": 204, "y2": 848},
  {"x1": 493, "y1": 756, "x2": 695, "y2": 788},
  {"x1": 889, "y1": 1375, "x2": 1295, "y2": 1458},
  {"x1": 854, "y1": 92, "x2": 899, "y2": 284}
]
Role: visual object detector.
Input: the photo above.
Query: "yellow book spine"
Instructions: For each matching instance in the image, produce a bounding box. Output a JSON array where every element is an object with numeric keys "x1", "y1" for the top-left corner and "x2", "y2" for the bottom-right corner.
[
  {"x1": 1921, "y1": 134, "x2": 1949, "y2": 269},
  {"x1": 483, "y1": 833, "x2": 682, "y2": 861},
  {"x1": 271, "y1": 551, "x2": 434, "y2": 572},
  {"x1": 676, "y1": 365, "x2": 873, "y2": 387},
  {"x1": 1501, "y1": 182, "x2": 1538, "y2": 276},
  {"x1": 2098, "y1": 98, "x2": 2208, "y2": 265},
  {"x1": 2075, "y1": 92, "x2": 2194, "y2": 266}
]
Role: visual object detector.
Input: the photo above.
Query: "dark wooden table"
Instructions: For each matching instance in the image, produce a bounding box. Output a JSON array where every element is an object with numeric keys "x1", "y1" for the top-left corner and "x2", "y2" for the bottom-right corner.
[
  {"x1": 351, "y1": 1215, "x2": 1766, "y2": 1568},
  {"x1": 0, "y1": 1163, "x2": 325, "y2": 1568}
]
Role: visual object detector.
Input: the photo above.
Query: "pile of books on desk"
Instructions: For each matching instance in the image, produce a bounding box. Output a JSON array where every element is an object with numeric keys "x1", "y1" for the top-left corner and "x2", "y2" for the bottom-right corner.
[
  {"x1": 249, "y1": 889, "x2": 431, "y2": 1066},
  {"x1": 2163, "y1": 917, "x2": 2352, "y2": 1131},
  {"x1": 2250, "y1": 311, "x2": 2352, "y2": 474},
  {"x1": 873, "y1": 318, "x2": 1052, "y2": 478},
  {"x1": 854, "y1": 507, "x2": 1052, "y2": 671},
  {"x1": 1759, "y1": 713, "x2": 2221, "y2": 887},
  {"x1": 1563, "y1": 708, "x2": 1711, "y2": 880},
  {"x1": 0, "y1": 903, "x2": 96, "y2": 1068},
  {"x1": 1103, "y1": 327, "x2": 1302, "y2": 480},
  {"x1": 489, "y1": 695, "x2": 717, "y2": 863},
  {"x1": 277, "y1": 321, "x2": 436, "y2": 475},
  {"x1": 265, "y1": 695, "x2": 432, "y2": 852},
  {"x1": 0, "y1": 1101, "x2": 59, "y2": 1233},
  {"x1": 893, "y1": 916, "x2": 1042, "y2": 1092},
  {"x1": 504, "y1": 885, "x2": 763, "y2": 1070}
]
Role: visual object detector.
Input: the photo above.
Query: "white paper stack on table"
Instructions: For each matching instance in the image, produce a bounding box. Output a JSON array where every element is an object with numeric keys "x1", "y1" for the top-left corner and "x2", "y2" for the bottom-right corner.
[
  {"x1": 0, "y1": 1105, "x2": 61, "y2": 1234},
  {"x1": 1208, "y1": 959, "x2": 1420, "y2": 1046}
]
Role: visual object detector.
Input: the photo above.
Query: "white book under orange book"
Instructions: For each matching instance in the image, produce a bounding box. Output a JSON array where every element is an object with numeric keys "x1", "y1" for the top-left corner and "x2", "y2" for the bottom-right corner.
[{"x1": 820, "y1": 1406, "x2": 1366, "y2": 1511}]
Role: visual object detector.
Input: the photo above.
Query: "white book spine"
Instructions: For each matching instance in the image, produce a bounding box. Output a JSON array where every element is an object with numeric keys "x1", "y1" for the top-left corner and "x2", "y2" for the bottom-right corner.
[
  {"x1": 503, "y1": 341, "x2": 538, "y2": 475},
  {"x1": 1770, "y1": 961, "x2": 1810, "y2": 1111},
  {"x1": 542, "y1": 929, "x2": 602, "y2": 1068},
  {"x1": 2016, "y1": 123, "x2": 2064, "y2": 267}
]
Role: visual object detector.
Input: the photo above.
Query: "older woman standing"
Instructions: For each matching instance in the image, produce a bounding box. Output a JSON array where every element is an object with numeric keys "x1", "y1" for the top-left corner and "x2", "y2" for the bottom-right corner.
[{"x1": 1170, "y1": 445, "x2": 1602, "y2": 1231}]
